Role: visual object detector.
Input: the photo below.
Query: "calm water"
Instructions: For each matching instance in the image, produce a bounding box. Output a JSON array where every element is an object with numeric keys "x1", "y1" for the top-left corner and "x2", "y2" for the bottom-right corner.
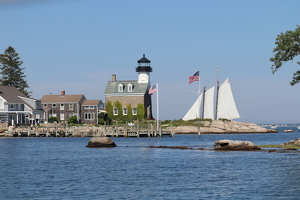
[{"x1": 1, "y1": 127, "x2": 300, "y2": 199}]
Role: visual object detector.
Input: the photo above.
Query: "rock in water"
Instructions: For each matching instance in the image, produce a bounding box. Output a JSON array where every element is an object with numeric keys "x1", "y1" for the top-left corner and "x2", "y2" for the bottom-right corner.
[
  {"x1": 86, "y1": 137, "x2": 117, "y2": 148},
  {"x1": 282, "y1": 138, "x2": 300, "y2": 146},
  {"x1": 214, "y1": 140, "x2": 261, "y2": 151}
]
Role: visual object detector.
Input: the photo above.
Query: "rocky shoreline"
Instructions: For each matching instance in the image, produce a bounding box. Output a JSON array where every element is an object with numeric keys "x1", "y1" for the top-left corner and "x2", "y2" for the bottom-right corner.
[{"x1": 167, "y1": 120, "x2": 277, "y2": 134}]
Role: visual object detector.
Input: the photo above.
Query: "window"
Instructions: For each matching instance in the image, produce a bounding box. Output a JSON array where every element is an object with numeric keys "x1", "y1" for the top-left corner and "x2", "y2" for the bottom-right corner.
[
  {"x1": 9, "y1": 104, "x2": 16, "y2": 109},
  {"x1": 69, "y1": 104, "x2": 73, "y2": 110},
  {"x1": 60, "y1": 104, "x2": 64, "y2": 110},
  {"x1": 113, "y1": 108, "x2": 118, "y2": 115},
  {"x1": 52, "y1": 104, "x2": 56, "y2": 107},
  {"x1": 84, "y1": 113, "x2": 94, "y2": 120},
  {"x1": 132, "y1": 108, "x2": 137, "y2": 115},
  {"x1": 118, "y1": 84, "x2": 123, "y2": 92},
  {"x1": 60, "y1": 113, "x2": 64, "y2": 120},
  {"x1": 43, "y1": 104, "x2": 47, "y2": 108},
  {"x1": 128, "y1": 84, "x2": 133, "y2": 92},
  {"x1": 84, "y1": 106, "x2": 94, "y2": 109},
  {"x1": 36, "y1": 102, "x2": 40, "y2": 109},
  {"x1": 123, "y1": 108, "x2": 127, "y2": 115},
  {"x1": 52, "y1": 113, "x2": 57, "y2": 117}
]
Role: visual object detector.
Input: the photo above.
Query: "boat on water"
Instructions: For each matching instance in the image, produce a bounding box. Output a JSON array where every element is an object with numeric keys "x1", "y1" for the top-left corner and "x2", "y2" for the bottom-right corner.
[
  {"x1": 270, "y1": 125, "x2": 278, "y2": 129},
  {"x1": 183, "y1": 77, "x2": 240, "y2": 121}
]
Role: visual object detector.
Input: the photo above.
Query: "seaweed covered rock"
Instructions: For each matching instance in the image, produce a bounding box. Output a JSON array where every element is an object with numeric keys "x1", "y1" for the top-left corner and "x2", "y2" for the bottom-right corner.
[
  {"x1": 86, "y1": 137, "x2": 117, "y2": 148},
  {"x1": 214, "y1": 140, "x2": 261, "y2": 151}
]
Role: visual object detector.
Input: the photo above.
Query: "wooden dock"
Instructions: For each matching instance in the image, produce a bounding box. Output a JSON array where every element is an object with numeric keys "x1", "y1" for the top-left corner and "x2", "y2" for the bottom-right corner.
[{"x1": 11, "y1": 122, "x2": 174, "y2": 137}]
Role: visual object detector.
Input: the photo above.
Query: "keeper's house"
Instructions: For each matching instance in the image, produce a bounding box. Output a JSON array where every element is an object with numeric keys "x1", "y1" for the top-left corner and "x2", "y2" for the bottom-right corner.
[{"x1": 104, "y1": 54, "x2": 153, "y2": 120}]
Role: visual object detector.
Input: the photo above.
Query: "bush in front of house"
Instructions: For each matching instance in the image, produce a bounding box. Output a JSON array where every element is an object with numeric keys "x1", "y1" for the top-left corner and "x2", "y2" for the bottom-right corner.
[
  {"x1": 68, "y1": 116, "x2": 78, "y2": 124},
  {"x1": 49, "y1": 117, "x2": 58, "y2": 123}
]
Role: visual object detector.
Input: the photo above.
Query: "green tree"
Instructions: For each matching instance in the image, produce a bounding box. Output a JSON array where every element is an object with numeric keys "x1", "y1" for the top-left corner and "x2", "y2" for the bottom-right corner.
[
  {"x1": 106, "y1": 101, "x2": 113, "y2": 120},
  {"x1": 137, "y1": 103, "x2": 144, "y2": 120},
  {"x1": 0, "y1": 46, "x2": 31, "y2": 96},
  {"x1": 270, "y1": 26, "x2": 300, "y2": 85},
  {"x1": 126, "y1": 104, "x2": 133, "y2": 121}
]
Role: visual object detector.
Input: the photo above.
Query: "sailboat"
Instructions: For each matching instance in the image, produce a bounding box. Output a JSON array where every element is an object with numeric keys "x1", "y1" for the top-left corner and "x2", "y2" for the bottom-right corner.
[
  {"x1": 182, "y1": 93, "x2": 203, "y2": 121},
  {"x1": 183, "y1": 78, "x2": 240, "y2": 121}
]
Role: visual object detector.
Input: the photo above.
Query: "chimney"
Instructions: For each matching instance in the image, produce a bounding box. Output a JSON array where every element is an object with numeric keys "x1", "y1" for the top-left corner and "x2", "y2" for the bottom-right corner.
[
  {"x1": 112, "y1": 74, "x2": 116, "y2": 82},
  {"x1": 61, "y1": 90, "x2": 65, "y2": 96}
]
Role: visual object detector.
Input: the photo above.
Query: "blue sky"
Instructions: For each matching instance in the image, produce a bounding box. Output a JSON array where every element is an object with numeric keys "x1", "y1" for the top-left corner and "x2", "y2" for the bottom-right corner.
[{"x1": 1, "y1": 0, "x2": 300, "y2": 124}]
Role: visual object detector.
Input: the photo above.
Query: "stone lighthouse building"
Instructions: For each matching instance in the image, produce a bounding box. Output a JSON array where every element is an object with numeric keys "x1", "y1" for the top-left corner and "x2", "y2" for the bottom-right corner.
[{"x1": 104, "y1": 54, "x2": 153, "y2": 119}]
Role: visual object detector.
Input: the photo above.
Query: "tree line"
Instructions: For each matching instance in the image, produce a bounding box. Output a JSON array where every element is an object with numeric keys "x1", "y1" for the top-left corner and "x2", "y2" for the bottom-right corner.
[{"x1": 0, "y1": 46, "x2": 31, "y2": 97}]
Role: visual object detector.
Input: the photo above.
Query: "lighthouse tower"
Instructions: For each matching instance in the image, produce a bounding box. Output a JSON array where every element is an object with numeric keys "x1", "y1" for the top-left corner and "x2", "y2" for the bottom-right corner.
[{"x1": 136, "y1": 54, "x2": 152, "y2": 84}]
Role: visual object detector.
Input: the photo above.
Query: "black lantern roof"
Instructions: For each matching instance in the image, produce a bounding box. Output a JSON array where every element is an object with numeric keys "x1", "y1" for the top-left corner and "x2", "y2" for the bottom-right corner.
[{"x1": 137, "y1": 54, "x2": 151, "y2": 63}]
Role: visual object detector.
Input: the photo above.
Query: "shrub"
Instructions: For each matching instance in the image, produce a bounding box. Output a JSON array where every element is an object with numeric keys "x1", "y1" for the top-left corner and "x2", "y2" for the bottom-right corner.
[
  {"x1": 49, "y1": 117, "x2": 58, "y2": 123},
  {"x1": 98, "y1": 118, "x2": 104, "y2": 125},
  {"x1": 68, "y1": 116, "x2": 78, "y2": 124}
]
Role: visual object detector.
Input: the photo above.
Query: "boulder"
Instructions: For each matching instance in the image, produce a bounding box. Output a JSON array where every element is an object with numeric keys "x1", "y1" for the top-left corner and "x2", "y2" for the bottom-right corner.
[
  {"x1": 282, "y1": 138, "x2": 300, "y2": 146},
  {"x1": 214, "y1": 140, "x2": 261, "y2": 151},
  {"x1": 86, "y1": 137, "x2": 117, "y2": 148}
]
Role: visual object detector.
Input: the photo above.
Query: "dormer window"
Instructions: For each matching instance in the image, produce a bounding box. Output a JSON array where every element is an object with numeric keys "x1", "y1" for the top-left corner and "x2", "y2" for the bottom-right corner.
[
  {"x1": 118, "y1": 84, "x2": 124, "y2": 92},
  {"x1": 128, "y1": 84, "x2": 133, "y2": 92}
]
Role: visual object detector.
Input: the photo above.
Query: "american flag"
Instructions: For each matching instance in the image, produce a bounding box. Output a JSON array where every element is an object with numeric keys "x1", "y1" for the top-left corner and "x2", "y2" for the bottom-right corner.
[
  {"x1": 188, "y1": 71, "x2": 200, "y2": 84},
  {"x1": 148, "y1": 84, "x2": 157, "y2": 94}
]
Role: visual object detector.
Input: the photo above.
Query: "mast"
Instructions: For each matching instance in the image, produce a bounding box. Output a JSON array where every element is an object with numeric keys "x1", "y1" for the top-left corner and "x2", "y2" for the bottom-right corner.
[
  {"x1": 202, "y1": 87, "x2": 206, "y2": 119},
  {"x1": 215, "y1": 66, "x2": 220, "y2": 120}
]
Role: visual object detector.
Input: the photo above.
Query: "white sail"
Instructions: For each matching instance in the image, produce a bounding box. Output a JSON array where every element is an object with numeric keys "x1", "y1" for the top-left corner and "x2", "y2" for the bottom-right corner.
[
  {"x1": 203, "y1": 86, "x2": 215, "y2": 120},
  {"x1": 182, "y1": 93, "x2": 202, "y2": 121},
  {"x1": 217, "y1": 78, "x2": 240, "y2": 120}
]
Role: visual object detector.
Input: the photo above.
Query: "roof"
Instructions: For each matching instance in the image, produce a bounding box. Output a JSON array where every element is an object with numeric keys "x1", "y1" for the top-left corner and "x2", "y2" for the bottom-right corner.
[
  {"x1": 104, "y1": 80, "x2": 149, "y2": 95},
  {"x1": 0, "y1": 86, "x2": 41, "y2": 112},
  {"x1": 41, "y1": 94, "x2": 86, "y2": 103},
  {"x1": 42, "y1": 108, "x2": 52, "y2": 112},
  {"x1": 82, "y1": 100, "x2": 103, "y2": 106},
  {"x1": 137, "y1": 54, "x2": 150, "y2": 63},
  {"x1": 0, "y1": 86, "x2": 28, "y2": 103}
]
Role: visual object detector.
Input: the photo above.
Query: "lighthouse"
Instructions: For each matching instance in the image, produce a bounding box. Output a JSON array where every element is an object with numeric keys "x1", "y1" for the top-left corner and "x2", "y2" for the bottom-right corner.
[{"x1": 136, "y1": 54, "x2": 152, "y2": 84}]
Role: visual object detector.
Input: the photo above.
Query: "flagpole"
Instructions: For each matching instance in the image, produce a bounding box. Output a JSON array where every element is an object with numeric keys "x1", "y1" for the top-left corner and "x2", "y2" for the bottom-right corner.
[
  {"x1": 198, "y1": 68, "x2": 201, "y2": 119},
  {"x1": 198, "y1": 68, "x2": 201, "y2": 96}
]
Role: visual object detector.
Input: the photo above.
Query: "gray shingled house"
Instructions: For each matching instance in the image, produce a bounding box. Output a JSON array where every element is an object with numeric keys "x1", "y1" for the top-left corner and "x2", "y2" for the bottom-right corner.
[
  {"x1": 104, "y1": 54, "x2": 153, "y2": 120},
  {"x1": 81, "y1": 100, "x2": 104, "y2": 124},
  {"x1": 41, "y1": 90, "x2": 104, "y2": 124},
  {"x1": 0, "y1": 86, "x2": 44, "y2": 125}
]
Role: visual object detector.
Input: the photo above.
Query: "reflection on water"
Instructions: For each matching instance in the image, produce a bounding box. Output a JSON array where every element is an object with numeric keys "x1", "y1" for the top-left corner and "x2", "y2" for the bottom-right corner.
[{"x1": 1, "y1": 130, "x2": 300, "y2": 199}]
